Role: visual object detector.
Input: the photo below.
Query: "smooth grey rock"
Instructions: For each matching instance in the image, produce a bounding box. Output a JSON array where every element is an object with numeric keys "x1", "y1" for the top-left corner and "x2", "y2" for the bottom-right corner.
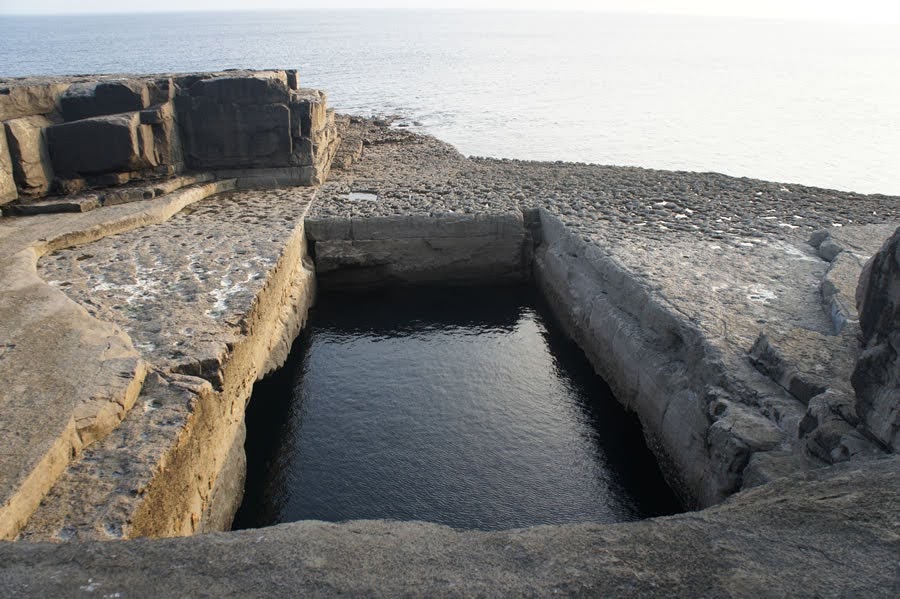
[
  {"x1": 4, "y1": 115, "x2": 55, "y2": 197},
  {"x1": 59, "y1": 80, "x2": 150, "y2": 121},
  {"x1": 852, "y1": 227, "x2": 900, "y2": 452},
  {"x1": 0, "y1": 126, "x2": 16, "y2": 205},
  {"x1": 47, "y1": 112, "x2": 155, "y2": 176},
  {"x1": 176, "y1": 97, "x2": 291, "y2": 169}
]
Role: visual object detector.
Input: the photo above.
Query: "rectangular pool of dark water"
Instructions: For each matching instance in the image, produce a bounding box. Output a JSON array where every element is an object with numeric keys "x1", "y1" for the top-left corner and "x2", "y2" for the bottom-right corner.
[{"x1": 233, "y1": 285, "x2": 681, "y2": 531}]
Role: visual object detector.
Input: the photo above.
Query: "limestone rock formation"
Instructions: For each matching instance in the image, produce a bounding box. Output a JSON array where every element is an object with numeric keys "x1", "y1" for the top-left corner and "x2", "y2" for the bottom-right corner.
[
  {"x1": 0, "y1": 126, "x2": 16, "y2": 204},
  {"x1": 4, "y1": 115, "x2": 55, "y2": 197},
  {"x1": 852, "y1": 227, "x2": 900, "y2": 452}
]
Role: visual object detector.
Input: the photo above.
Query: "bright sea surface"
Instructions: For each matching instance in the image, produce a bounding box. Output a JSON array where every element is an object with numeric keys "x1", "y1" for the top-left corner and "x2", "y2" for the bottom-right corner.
[{"x1": 1, "y1": 10, "x2": 899, "y2": 194}]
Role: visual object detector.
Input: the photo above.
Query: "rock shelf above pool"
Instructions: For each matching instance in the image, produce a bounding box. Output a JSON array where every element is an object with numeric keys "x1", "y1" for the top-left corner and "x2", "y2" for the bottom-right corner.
[{"x1": 0, "y1": 71, "x2": 898, "y2": 597}]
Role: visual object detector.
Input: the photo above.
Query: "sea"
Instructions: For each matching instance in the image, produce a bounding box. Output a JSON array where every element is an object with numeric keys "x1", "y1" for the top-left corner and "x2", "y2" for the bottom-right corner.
[{"x1": 1, "y1": 10, "x2": 899, "y2": 195}]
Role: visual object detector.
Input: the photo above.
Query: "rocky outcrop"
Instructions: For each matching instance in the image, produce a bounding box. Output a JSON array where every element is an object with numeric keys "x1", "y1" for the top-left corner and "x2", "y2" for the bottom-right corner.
[
  {"x1": 852, "y1": 227, "x2": 900, "y2": 452},
  {"x1": 0, "y1": 70, "x2": 335, "y2": 210}
]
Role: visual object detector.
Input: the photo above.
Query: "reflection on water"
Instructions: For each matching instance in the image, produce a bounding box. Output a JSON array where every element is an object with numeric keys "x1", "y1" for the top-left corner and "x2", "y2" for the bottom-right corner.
[{"x1": 233, "y1": 285, "x2": 681, "y2": 531}]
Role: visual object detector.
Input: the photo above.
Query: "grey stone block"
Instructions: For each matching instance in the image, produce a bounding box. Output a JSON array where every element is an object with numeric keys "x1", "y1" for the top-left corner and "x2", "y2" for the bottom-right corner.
[
  {"x1": 176, "y1": 97, "x2": 291, "y2": 169},
  {"x1": 4, "y1": 115, "x2": 54, "y2": 197},
  {"x1": 60, "y1": 80, "x2": 150, "y2": 121},
  {"x1": 47, "y1": 112, "x2": 155, "y2": 176},
  {"x1": 0, "y1": 127, "x2": 17, "y2": 205}
]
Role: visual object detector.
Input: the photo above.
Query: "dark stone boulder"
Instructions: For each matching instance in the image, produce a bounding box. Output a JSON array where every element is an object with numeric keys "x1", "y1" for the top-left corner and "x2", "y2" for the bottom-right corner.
[
  {"x1": 47, "y1": 112, "x2": 156, "y2": 176},
  {"x1": 59, "y1": 80, "x2": 150, "y2": 121},
  {"x1": 176, "y1": 96, "x2": 291, "y2": 169},
  {"x1": 852, "y1": 226, "x2": 900, "y2": 452}
]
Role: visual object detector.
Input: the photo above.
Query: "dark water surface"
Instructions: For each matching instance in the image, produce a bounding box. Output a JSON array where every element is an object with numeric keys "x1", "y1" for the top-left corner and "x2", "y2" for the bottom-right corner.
[{"x1": 234, "y1": 285, "x2": 680, "y2": 531}]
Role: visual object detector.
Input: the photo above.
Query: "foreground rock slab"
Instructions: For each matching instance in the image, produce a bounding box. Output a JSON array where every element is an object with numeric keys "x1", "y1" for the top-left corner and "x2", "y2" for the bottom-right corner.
[{"x1": 1, "y1": 456, "x2": 897, "y2": 597}]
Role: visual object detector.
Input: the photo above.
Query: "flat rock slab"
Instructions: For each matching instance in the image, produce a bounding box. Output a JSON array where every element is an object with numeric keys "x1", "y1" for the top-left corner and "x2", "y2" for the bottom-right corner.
[
  {"x1": 0, "y1": 456, "x2": 897, "y2": 597},
  {"x1": 38, "y1": 186, "x2": 315, "y2": 383}
]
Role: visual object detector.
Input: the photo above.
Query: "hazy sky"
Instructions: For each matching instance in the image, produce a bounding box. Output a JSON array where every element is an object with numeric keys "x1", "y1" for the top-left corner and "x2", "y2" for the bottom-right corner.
[{"x1": 0, "y1": 0, "x2": 898, "y2": 23}]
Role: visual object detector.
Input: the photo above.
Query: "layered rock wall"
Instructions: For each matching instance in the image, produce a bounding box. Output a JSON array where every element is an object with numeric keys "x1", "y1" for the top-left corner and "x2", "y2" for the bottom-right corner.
[{"x1": 0, "y1": 70, "x2": 338, "y2": 209}]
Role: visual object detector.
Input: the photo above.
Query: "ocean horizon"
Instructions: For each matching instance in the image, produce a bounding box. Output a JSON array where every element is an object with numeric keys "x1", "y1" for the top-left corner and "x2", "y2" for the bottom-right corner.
[{"x1": 2, "y1": 9, "x2": 898, "y2": 195}]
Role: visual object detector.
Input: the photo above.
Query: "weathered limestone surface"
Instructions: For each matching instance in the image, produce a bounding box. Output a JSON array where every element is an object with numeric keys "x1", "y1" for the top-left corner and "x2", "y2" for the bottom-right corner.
[
  {"x1": 1, "y1": 456, "x2": 898, "y2": 597},
  {"x1": 853, "y1": 227, "x2": 900, "y2": 452},
  {"x1": 4, "y1": 115, "x2": 55, "y2": 197},
  {"x1": 0, "y1": 180, "x2": 235, "y2": 540},
  {"x1": 23, "y1": 186, "x2": 317, "y2": 540}
]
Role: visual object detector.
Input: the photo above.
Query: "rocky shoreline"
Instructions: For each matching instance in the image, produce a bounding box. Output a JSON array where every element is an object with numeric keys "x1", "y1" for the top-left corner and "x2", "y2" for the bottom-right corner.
[{"x1": 0, "y1": 71, "x2": 898, "y2": 596}]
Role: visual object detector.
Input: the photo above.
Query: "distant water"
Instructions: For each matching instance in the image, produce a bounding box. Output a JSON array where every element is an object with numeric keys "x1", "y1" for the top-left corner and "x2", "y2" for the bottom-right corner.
[
  {"x1": 233, "y1": 286, "x2": 681, "y2": 530},
  {"x1": 2, "y1": 10, "x2": 899, "y2": 195}
]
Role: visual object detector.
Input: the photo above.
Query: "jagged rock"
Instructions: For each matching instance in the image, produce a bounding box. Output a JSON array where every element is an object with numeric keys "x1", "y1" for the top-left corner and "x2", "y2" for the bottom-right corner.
[
  {"x1": 176, "y1": 96, "x2": 291, "y2": 169},
  {"x1": 0, "y1": 81, "x2": 69, "y2": 121},
  {"x1": 4, "y1": 115, "x2": 55, "y2": 197},
  {"x1": 47, "y1": 112, "x2": 156, "y2": 176},
  {"x1": 187, "y1": 73, "x2": 290, "y2": 105},
  {"x1": 59, "y1": 80, "x2": 150, "y2": 121},
  {"x1": 0, "y1": 127, "x2": 17, "y2": 205},
  {"x1": 852, "y1": 227, "x2": 900, "y2": 452},
  {"x1": 799, "y1": 389, "x2": 879, "y2": 463}
]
